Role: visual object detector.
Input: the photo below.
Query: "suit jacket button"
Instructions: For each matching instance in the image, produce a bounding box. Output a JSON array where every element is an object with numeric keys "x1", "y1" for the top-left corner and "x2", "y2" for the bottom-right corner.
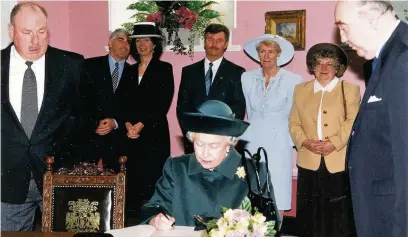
[
  {"x1": 325, "y1": 136, "x2": 329, "y2": 139},
  {"x1": 324, "y1": 123, "x2": 328, "y2": 127},
  {"x1": 323, "y1": 110, "x2": 327, "y2": 114}
]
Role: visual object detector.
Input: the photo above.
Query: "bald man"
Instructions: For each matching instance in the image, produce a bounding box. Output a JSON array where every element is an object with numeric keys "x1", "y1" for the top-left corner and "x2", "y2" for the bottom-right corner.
[
  {"x1": 335, "y1": 1, "x2": 408, "y2": 236},
  {"x1": 1, "y1": 2, "x2": 84, "y2": 231}
]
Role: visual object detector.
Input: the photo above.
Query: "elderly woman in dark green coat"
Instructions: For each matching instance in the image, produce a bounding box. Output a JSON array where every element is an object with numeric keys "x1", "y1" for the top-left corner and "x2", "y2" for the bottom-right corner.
[{"x1": 140, "y1": 100, "x2": 279, "y2": 230}]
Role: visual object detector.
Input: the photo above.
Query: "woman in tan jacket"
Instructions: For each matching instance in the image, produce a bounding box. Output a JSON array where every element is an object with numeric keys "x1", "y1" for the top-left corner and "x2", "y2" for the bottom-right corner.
[{"x1": 289, "y1": 43, "x2": 360, "y2": 237}]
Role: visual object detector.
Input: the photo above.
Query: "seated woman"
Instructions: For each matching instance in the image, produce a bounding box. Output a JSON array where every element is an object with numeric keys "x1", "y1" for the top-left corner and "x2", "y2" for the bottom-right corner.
[{"x1": 140, "y1": 100, "x2": 279, "y2": 230}]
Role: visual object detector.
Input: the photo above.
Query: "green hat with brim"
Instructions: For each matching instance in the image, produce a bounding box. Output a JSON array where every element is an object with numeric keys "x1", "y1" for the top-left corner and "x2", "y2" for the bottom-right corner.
[{"x1": 180, "y1": 100, "x2": 250, "y2": 137}]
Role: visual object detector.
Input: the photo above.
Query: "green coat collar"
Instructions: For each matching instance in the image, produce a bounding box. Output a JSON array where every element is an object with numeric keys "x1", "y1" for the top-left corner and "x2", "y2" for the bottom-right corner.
[{"x1": 187, "y1": 148, "x2": 241, "y2": 180}]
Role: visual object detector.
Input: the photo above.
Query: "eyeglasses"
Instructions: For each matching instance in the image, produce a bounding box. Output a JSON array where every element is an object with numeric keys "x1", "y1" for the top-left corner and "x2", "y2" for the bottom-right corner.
[{"x1": 315, "y1": 61, "x2": 336, "y2": 69}]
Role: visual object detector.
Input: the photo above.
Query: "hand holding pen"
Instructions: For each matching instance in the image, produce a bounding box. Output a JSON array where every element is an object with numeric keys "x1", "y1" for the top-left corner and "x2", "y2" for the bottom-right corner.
[{"x1": 149, "y1": 206, "x2": 175, "y2": 230}]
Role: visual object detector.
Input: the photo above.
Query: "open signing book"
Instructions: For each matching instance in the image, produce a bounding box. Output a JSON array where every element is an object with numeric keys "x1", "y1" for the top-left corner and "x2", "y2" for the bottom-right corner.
[{"x1": 106, "y1": 225, "x2": 207, "y2": 237}]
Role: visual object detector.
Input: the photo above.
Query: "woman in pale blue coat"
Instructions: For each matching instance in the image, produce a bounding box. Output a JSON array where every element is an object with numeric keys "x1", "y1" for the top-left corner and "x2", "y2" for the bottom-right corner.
[{"x1": 240, "y1": 34, "x2": 303, "y2": 221}]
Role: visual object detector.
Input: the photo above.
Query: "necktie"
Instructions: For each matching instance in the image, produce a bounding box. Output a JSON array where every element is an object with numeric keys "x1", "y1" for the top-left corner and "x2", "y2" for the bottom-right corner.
[
  {"x1": 21, "y1": 61, "x2": 38, "y2": 138},
  {"x1": 112, "y1": 62, "x2": 119, "y2": 92},
  {"x1": 205, "y1": 62, "x2": 213, "y2": 95}
]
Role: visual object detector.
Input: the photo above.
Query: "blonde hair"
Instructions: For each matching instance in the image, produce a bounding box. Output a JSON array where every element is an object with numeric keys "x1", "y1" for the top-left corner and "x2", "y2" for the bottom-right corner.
[
  {"x1": 256, "y1": 40, "x2": 282, "y2": 54},
  {"x1": 186, "y1": 132, "x2": 239, "y2": 146}
]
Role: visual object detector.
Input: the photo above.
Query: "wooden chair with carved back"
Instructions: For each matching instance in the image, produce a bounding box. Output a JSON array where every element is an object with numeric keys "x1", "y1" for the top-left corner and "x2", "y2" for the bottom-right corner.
[{"x1": 42, "y1": 156, "x2": 127, "y2": 233}]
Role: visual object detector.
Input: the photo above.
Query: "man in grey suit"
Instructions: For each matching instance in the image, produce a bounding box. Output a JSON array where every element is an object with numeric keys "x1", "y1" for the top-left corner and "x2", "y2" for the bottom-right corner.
[
  {"x1": 335, "y1": 1, "x2": 408, "y2": 236},
  {"x1": 1, "y1": 2, "x2": 84, "y2": 231}
]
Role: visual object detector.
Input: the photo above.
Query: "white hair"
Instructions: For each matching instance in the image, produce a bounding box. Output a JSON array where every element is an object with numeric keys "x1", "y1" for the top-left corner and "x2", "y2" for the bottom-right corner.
[
  {"x1": 357, "y1": 1, "x2": 394, "y2": 15},
  {"x1": 109, "y1": 28, "x2": 129, "y2": 41},
  {"x1": 186, "y1": 132, "x2": 239, "y2": 146}
]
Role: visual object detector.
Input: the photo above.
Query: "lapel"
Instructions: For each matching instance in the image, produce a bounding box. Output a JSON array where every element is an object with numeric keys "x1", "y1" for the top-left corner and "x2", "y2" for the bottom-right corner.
[
  {"x1": 347, "y1": 22, "x2": 405, "y2": 165},
  {"x1": 361, "y1": 23, "x2": 404, "y2": 111},
  {"x1": 1, "y1": 44, "x2": 25, "y2": 134},
  {"x1": 116, "y1": 62, "x2": 129, "y2": 92},
  {"x1": 304, "y1": 81, "x2": 321, "y2": 123},
  {"x1": 103, "y1": 55, "x2": 113, "y2": 90},
  {"x1": 138, "y1": 58, "x2": 158, "y2": 88},
  {"x1": 31, "y1": 46, "x2": 56, "y2": 137},
  {"x1": 353, "y1": 22, "x2": 402, "y2": 135},
  {"x1": 195, "y1": 59, "x2": 206, "y2": 97},
  {"x1": 321, "y1": 81, "x2": 341, "y2": 107},
  {"x1": 209, "y1": 58, "x2": 227, "y2": 96}
]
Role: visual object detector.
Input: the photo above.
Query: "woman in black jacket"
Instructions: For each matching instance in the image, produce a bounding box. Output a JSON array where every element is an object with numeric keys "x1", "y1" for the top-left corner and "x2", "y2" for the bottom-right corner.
[{"x1": 118, "y1": 22, "x2": 174, "y2": 216}]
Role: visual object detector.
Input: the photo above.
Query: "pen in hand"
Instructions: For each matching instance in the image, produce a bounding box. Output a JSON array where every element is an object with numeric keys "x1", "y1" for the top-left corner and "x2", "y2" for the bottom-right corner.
[{"x1": 157, "y1": 205, "x2": 175, "y2": 227}]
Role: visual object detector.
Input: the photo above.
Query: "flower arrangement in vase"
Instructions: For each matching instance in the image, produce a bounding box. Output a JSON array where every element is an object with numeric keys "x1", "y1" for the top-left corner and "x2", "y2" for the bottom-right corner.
[{"x1": 123, "y1": 0, "x2": 222, "y2": 58}]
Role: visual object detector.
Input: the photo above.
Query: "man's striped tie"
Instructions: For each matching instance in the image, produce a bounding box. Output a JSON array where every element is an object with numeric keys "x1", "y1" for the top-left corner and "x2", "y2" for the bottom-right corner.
[{"x1": 112, "y1": 62, "x2": 119, "y2": 92}]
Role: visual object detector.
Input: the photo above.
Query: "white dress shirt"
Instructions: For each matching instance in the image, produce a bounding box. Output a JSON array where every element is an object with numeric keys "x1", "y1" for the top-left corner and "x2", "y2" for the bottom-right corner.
[
  {"x1": 204, "y1": 56, "x2": 223, "y2": 82},
  {"x1": 314, "y1": 77, "x2": 339, "y2": 140},
  {"x1": 9, "y1": 46, "x2": 45, "y2": 121}
]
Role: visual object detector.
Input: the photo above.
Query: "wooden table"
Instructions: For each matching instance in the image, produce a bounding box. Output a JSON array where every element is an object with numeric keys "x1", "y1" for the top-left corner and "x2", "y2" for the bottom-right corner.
[{"x1": 1, "y1": 232, "x2": 74, "y2": 237}]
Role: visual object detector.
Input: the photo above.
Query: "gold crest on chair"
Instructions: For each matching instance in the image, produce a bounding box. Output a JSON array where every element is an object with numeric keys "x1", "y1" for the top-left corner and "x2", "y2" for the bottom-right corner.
[
  {"x1": 42, "y1": 156, "x2": 127, "y2": 232},
  {"x1": 66, "y1": 199, "x2": 100, "y2": 232}
]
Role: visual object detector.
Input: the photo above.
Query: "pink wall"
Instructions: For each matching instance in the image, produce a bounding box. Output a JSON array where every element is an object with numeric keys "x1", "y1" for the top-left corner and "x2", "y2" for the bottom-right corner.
[
  {"x1": 69, "y1": 1, "x2": 109, "y2": 56},
  {"x1": 29, "y1": 1, "x2": 109, "y2": 56},
  {"x1": 38, "y1": 1, "x2": 366, "y2": 157}
]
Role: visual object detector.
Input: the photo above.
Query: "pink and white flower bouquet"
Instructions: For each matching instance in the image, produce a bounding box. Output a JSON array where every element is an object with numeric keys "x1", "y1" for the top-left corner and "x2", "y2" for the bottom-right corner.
[{"x1": 196, "y1": 197, "x2": 276, "y2": 237}]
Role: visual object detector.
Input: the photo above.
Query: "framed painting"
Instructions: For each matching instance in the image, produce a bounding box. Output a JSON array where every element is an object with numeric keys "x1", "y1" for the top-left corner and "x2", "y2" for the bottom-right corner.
[{"x1": 265, "y1": 10, "x2": 306, "y2": 50}]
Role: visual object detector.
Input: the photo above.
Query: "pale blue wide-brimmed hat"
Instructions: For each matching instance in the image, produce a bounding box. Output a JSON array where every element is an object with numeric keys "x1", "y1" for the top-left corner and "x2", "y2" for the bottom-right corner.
[{"x1": 243, "y1": 34, "x2": 295, "y2": 66}]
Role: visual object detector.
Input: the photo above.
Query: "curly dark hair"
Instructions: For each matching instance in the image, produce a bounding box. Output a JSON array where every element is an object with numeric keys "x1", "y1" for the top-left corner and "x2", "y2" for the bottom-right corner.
[{"x1": 307, "y1": 50, "x2": 347, "y2": 78}]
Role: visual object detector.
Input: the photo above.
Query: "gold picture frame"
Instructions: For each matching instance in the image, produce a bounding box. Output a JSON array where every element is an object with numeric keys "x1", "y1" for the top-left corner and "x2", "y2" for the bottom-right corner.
[{"x1": 265, "y1": 10, "x2": 306, "y2": 50}]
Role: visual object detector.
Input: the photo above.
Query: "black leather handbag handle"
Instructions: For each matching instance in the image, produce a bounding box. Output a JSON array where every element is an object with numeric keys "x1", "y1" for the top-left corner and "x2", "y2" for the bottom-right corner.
[
  {"x1": 242, "y1": 148, "x2": 272, "y2": 198},
  {"x1": 242, "y1": 149, "x2": 262, "y2": 195},
  {"x1": 255, "y1": 147, "x2": 271, "y2": 195}
]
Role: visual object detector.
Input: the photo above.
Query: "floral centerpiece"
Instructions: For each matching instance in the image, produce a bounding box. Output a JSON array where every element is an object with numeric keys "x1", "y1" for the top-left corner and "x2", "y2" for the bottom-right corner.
[
  {"x1": 195, "y1": 197, "x2": 277, "y2": 237},
  {"x1": 123, "y1": 0, "x2": 222, "y2": 58}
]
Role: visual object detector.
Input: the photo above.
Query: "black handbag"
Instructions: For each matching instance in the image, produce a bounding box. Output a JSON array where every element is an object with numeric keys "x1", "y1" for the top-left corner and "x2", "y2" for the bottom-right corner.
[
  {"x1": 194, "y1": 147, "x2": 279, "y2": 232},
  {"x1": 241, "y1": 147, "x2": 279, "y2": 226}
]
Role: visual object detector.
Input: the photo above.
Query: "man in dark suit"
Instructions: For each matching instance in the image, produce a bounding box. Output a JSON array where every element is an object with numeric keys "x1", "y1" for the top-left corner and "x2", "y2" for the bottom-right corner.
[
  {"x1": 1, "y1": 2, "x2": 84, "y2": 231},
  {"x1": 335, "y1": 1, "x2": 408, "y2": 236},
  {"x1": 81, "y1": 28, "x2": 130, "y2": 170},
  {"x1": 177, "y1": 24, "x2": 246, "y2": 153}
]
